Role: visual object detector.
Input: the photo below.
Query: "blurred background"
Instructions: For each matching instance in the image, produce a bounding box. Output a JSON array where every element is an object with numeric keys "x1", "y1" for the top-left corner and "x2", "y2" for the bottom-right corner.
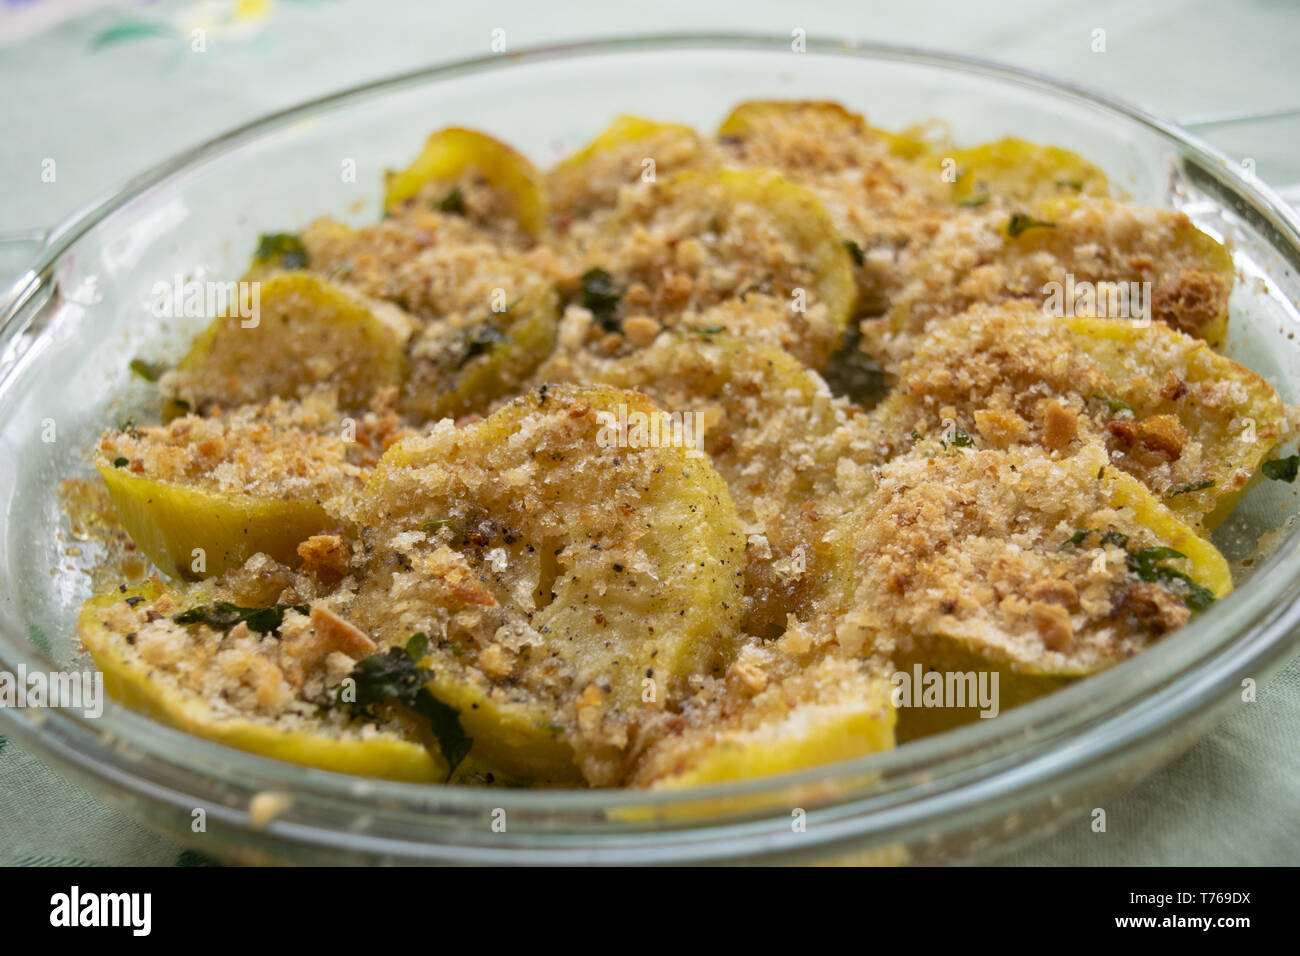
[
  {"x1": 1, "y1": 0, "x2": 1297, "y2": 865},
  {"x1": 5, "y1": 0, "x2": 1300, "y2": 237}
]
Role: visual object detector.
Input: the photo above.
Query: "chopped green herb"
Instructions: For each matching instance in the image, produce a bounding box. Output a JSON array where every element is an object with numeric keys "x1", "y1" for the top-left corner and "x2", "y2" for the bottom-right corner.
[
  {"x1": 112, "y1": 456, "x2": 129, "y2": 468},
  {"x1": 129, "y1": 358, "x2": 166, "y2": 382},
  {"x1": 1101, "y1": 529, "x2": 1130, "y2": 549},
  {"x1": 1165, "y1": 478, "x2": 1215, "y2": 498},
  {"x1": 841, "y1": 239, "x2": 865, "y2": 265},
  {"x1": 1063, "y1": 528, "x2": 1128, "y2": 549},
  {"x1": 1065, "y1": 531, "x2": 1212, "y2": 612},
  {"x1": 823, "y1": 322, "x2": 888, "y2": 408},
  {"x1": 1007, "y1": 213, "x2": 1056, "y2": 238},
  {"x1": 342, "y1": 646, "x2": 425, "y2": 707},
  {"x1": 459, "y1": 322, "x2": 510, "y2": 367},
  {"x1": 1125, "y1": 547, "x2": 1216, "y2": 611},
  {"x1": 1127, "y1": 546, "x2": 1186, "y2": 575},
  {"x1": 1262, "y1": 455, "x2": 1300, "y2": 483},
  {"x1": 1157, "y1": 569, "x2": 1217, "y2": 612},
  {"x1": 435, "y1": 186, "x2": 466, "y2": 214},
  {"x1": 580, "y1": 267, "x2": 623, "y2": 333},
  {"x1": 405, "y1": 631, "x2": 430, "y2": 662},
  {"x1": 413, "y1": 686, "x2": 473, "y2": 774},
  {"x1": 174, "y1": 601, "x2": 310, "y2": 635},
  {"x1": 1091, "y1": 391, "x2": 1133, "y2": 414},
  {"x1": 958, "y1": 193, "x2": 992, "y2": 208},
  {"x1": 338, "y1": 643, "x2": 472, "y2": 777},
  {"x1": 943, "y1": 427, "x2": 975, "y2": 449},
  {"x1": 253, "y1": 233, "x2": 310, "y2": 270},
  {"x1": 1057, "y1": 178, "x2": 1085, "y2": 191},
  {"x1": 422, "y1": 517, "x2": 459, "y2": 537}
]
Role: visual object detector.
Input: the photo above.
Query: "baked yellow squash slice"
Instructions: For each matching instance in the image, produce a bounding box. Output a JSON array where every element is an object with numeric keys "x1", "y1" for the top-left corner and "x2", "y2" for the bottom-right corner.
[
  {"x1": 78, "y1": 581, "x2": 445, "y2": 781},
  {"x1": 717, "y1": 99, "x2": 932, "y2": 165},
  {"x1": 98, "y1": 467, "x2": 335, "y2": 581},
  {"x1": 399, "y1": 276, "x2": 559, "y2": 422},
  {"x1": 881, "y1": 197, "x2": 1236, "y2": 351},
  {"x1": 577, "y1": 332, "x2": 876, "y2": 634},
  {"x1": 345, "y1": 385, "x2": 747, "y2": 785},
  {"x1": 163, "y1": 272, "x2": 410, "y2": 416},
  {"x1": 945, "y1": 137, "x2": 1110, "y2": 206},
  {"x1": 1065, "y1": 314, "x2": 1283, "y2": 527},
  {"x1": 634, "y1": 655, "x2": 896, "y2": 789},
  {"x1": 1020, "y1": 197, "x2": 1235, "y2": 347},
  {"x1": 254, "y1": 218, "x2": 561, "y2": 422},
  {"x1": 566, "y1": 168, "x2": 856, "y2": 366},
  {"x1": 867, "y1": 301, "x2": 1283, "y2": 529},
  {"x1": 828, "y1": 442, "x2": 1231, "y2": 738},
  {"x1": 715, "y1": 99, "x2": 947, "y2": 317},
  {"x1": 547, "y1": 115, "x2": 715, "y2": 220},
  {"x1": 383, "y1": 127, "x2": 547, "y2": 237},
  {"x1": 95, "y1": 399, "x2": 364, "y2": 579}
]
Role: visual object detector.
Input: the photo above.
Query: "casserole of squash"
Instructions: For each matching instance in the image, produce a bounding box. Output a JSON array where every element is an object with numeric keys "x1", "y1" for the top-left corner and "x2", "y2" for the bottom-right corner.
[{"x1": 71, "y1": 100, "x2": 1286, "y2": 790}]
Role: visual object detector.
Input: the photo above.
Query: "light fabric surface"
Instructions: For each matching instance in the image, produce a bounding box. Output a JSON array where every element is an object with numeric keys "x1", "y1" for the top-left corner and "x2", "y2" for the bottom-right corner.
[{"x1": 0, "y1": 0, "x2": 1296, "y2": 866}]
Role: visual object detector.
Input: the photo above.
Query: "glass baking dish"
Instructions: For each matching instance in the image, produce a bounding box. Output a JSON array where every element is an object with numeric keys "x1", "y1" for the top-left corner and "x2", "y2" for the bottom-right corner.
[{"x1": 2, "y1": 34, "x2": 1298, "y2": 865}]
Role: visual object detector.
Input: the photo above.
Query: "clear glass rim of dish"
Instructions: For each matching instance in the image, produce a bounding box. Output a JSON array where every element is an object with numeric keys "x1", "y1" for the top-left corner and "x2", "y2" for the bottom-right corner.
[{"x1": 3, "y1": 33, "x2": 1300, "y2": 861}]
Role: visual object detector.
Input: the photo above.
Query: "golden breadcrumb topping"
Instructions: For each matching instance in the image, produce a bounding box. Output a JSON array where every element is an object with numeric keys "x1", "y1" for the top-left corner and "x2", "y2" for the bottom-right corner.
[
  {"x1": 870, "y1": 197, "x2": 1233, "y2": 363},
  {"x1": 97, "y1": 392, "x2": 372, "y2": 502},
  {"x1": 827, "y1": 443, "x2": 1188, "y2": 675}
]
